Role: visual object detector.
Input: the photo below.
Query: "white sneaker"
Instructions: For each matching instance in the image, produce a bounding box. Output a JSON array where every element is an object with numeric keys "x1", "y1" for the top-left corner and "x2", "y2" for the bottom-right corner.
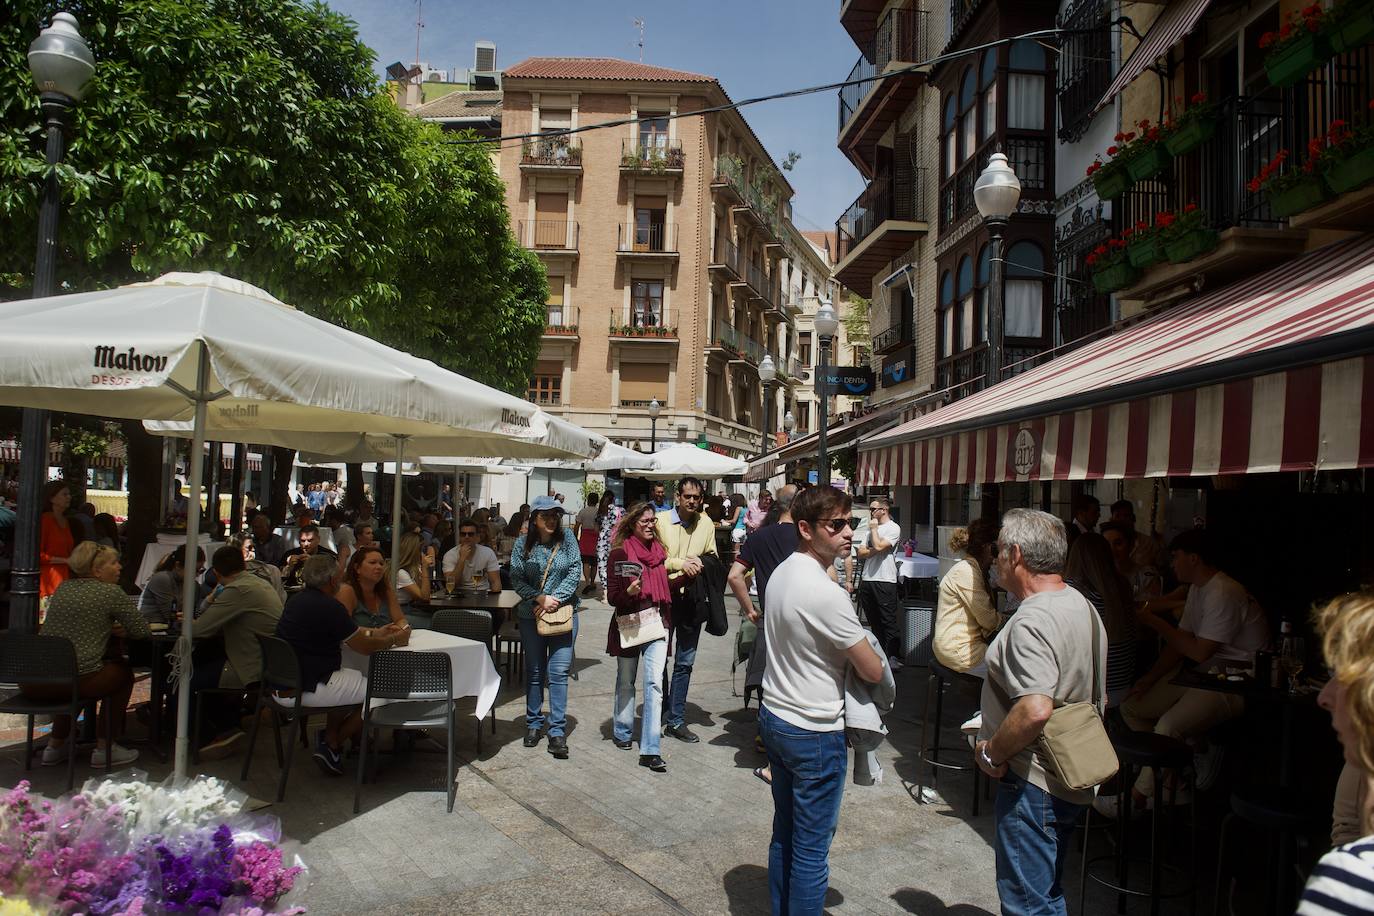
[
  {"x1": 40, "y1": 742, "x2": 70, "y2": 766},
  {"x1": 1193, "y1": 743, "x2": 1224, "y2": 791},
  {"x1": 90, "y1": 743, "x2": 138, "y2": 768},
  {"x1": 960, "y1": 712, "x2": 983, "y2": 736},
  {"x1": 887, "y1": 655, "x2": 905, "y2": 672}
]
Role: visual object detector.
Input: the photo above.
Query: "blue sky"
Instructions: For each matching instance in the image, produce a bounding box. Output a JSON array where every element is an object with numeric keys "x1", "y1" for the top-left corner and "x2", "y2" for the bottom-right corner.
[{"x1": 322, "y1": 0, "x2": 866, "y2": 235}]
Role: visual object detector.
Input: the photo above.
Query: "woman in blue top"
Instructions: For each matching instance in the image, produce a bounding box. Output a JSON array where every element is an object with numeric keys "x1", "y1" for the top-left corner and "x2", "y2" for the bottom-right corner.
[{"x1": 510, "y1": 495, "x2": 583, "y2": 759}]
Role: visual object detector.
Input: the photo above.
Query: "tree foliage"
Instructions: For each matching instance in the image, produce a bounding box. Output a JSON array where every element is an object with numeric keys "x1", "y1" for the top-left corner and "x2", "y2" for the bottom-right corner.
[{"x1": 0, "y1": 0, "x2": 546, "y2": 393}]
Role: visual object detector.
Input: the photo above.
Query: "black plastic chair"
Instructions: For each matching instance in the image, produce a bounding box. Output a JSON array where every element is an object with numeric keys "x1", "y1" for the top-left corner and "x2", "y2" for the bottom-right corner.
[
  {"x1": 353, "y1": 649, "x2": 457, "y2": 814},
  {"x1": 192, "y1": 684, "x2": 255, "y2": 764},
  {"x1": 0, "y1": 633, "x2": 113, "y2": 791},
  {"x1": 1214, "y1": 786, "x2": 1324, "y2": 915},
  {"x1": 916, "y1": 658, "x2": 986, "y2": 813},
  {"x1": 240, "y1": 635, "x2": 357, "y2": 802},
  {"x1": 431, "y1": 609, "x2": 497, "y2": 742}
]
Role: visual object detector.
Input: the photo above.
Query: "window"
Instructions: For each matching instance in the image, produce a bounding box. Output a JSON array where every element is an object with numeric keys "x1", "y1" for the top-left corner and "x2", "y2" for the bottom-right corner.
[
  {"x1": 527, "y1": 374, "x2": 561, "y2": 406},
  {"x1": 546, "y1": 276, "x2": 565, "y2": 327},
  {"x1": 799, "y1": 332, "x2": 813, "y2": 366},
  {"x1": 631, "y1": 280, "x2": 664, "y2": 327},
  {"x1": 943, "y1": 95, "x2": 958, "y2": 178},
  {"x1": 1056, "y1": 0, "x2": 1111, "y2": 141},
  {"x1": 1008, "y1": 40, "x2": 1046, "y2": 131},
  {"x1": 639, "y1": 116, "x2": 669, "y2": 151},
  {"x1": 796, "y1": 401, "x2": 810, "y2": 433},
  {"x1": 1005, "y1": 242, "x2": 1046, "y2": 338},
  {"x1": 956, "y1": 256, "x2": 974, "y2": 352},
  {"x1": 981, "y1": 50, "x2": 998, "y2": 141},
  {"x1": 633, "y1": 195, "x2": 667, "y2": 251},
  {"x1": 938, "y1": 270, "x2": 954, "y2": 358},
  {"x1": 960, "y1": 68, "x2": 978, "y2": 162},
  {"x1": 619, "y1": 361, "x2": 668, "y2": 407}
]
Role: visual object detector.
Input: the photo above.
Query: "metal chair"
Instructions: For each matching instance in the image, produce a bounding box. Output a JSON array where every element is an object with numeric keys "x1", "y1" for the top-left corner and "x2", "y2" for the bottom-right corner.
[
  {"x1": 916, "y1": 658, "x2": 986, "y2": 813},
  {"x1": 0, "y1": 633, "x2": 113, "y2": 791},
  {"x1": 431, "y1": 609, "x2": 497, "y2": 743},
  {"x1": 495, "y1": 616, "x2": 523, "y2": 680},
  {"x1": 192, "y1": 684, "x2": 255, "y2": 764},
  {"x1": 353, "y1": 649, "x2": 458, "y2": 814},
  {"x1": 240, "y1": 635, "x2": 357, "y2": 802}
]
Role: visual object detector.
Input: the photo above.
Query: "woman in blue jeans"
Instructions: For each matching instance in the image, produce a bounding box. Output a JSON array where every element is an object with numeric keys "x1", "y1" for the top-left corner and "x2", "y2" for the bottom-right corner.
[
  {"x1": 510, "y1": 495, "x2": 582, "y2": 759},
  {"x1": 604, "y1": 501, "x2": 672, "y2": 773}
]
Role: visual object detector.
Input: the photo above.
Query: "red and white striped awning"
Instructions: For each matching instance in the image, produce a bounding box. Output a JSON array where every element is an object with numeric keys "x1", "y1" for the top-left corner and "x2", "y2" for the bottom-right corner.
[
  {"x1": 1092, "y1": 0, "x2": 1214, "y2": 117},
  {"x1": 0, "y1": 439, "x2": 125, "y2": 469},
  {"x1": 744, "y1": 400, "x2": 931, "y2": 482},
  {"x1": 858, "y1": 235, "x2": 1374, "y2": 486}
]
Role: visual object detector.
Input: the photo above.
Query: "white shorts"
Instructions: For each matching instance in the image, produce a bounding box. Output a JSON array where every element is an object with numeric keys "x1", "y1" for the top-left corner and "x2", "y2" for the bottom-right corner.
[{"x1": 291, "y1": 667, "x2": 367, "y2": 707}]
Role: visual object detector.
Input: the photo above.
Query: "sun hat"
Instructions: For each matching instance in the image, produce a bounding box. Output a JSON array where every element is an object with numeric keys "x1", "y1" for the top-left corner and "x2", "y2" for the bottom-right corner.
[{"x1": 530, "y1": 495, "x2": 566, "y2": 515}]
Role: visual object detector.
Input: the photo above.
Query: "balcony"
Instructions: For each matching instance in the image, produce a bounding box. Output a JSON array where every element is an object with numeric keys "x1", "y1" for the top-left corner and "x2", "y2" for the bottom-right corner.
[
  {"x1": 935, "y1": 344, "x2": 988, "y2": 402},
  {"x1": 732, "y1": 262, "x2": 774, "y2": 307},
  {"x1": 711, "y1": 155, "x2": 747, "y2": 205},
  {"x1": 705, "y1": 318, "x2": 763, "y2": 365},
  {"x1": 616, "y1": 222, "x2": 679, "y2": 259},
  {"x1": 609, "y1": 306, "x2": 678, "y2": 343},
  {"x1": 519, "y1": 220, "x2": 579, "y2": 257},
  {"x1": 776, "y1": 356, "x2": 805, "y2": 385},
  {"x1": 837, "y1": 7, "x2": 930, "y2": 176},
  {"x1": 834, "y1": 168, "x2": 928, "y2": 296},
  {"x1": 732, "y1": 185, "x2": 786, "y2": 249},
  {"x1": 708, "y1": 238, "x2": 742, "y2": 280},
  {"x1": 520, "y1": 137, "x2": 583, "y2": 173},
  {"x1": 872, "y1": 320, "x2": 913, "y2": 356},
  {"x1": 940, "y1": 142, "x2": 992, "y2": 233},
  {"x1": 620, "y1": 138, "x2": 685, "y2": 175},
  {"x1": 939, "y1": 136, "x2": 1049, "y2": 233},
  {"x1": 542, "y1": 305, "x2": 579, "y2": 339}
]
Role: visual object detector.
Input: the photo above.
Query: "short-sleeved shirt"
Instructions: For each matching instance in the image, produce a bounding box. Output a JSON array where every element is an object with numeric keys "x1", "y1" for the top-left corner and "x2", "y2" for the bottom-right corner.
[
  {"x1": 737, "y1": 521, "x2": 798, "y2": 610},
  {"x1": 442, "y1": 543, "x2": 499, "y2": 581},
  {"x1": 331, "y1": 525, "x2": 356, "y2": 554},
  {"x1": 275, "y1": 587, "x2": 359, "y2": 691},
  {"x1": 762, "y1": 552, "x2": 867, "y2": 731},
  {"x1": 1180, "y1": 571, "x2": 1268, "y2": 668},
  {"x1": 860, "y1": 520, "x2": 902, "y2": 582},
  {"x1": 575, "y1": 506, "x2": 599, "y2": 533},
  {"x1": 980, "y1": 584, "x2": 1107, "y2": 805},
  {"x1": 1297, "y1": 836, "x2": 1374, "y2": 914}
]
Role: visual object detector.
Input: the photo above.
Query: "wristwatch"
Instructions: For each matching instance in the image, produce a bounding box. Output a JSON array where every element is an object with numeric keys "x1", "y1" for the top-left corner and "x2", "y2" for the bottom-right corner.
[{"x1": 980, "y1": 745, "x2": 1000, "y2": 769}]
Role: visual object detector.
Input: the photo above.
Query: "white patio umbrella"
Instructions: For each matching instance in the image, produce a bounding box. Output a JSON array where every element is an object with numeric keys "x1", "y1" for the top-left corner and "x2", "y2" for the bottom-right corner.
[
  {"x1": 0, "y1": 271, "x2": 601, "y2": 777},
  {"x1": 622, "y1": 444, "x2": 748, "y2": 480}
]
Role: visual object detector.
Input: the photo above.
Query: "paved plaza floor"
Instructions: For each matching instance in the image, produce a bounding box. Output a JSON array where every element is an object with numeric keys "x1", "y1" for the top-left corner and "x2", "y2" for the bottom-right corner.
[{"x1": 2, "y1": 597, "x2": 1219, "y2": 914}]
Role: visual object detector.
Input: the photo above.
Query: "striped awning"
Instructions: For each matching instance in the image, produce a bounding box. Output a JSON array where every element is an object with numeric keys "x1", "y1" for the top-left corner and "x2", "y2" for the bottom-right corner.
[
  {"x1": 744, "y1": 399, "x2": 932, "y2": 482},
  {"x1": 1092, "y1": 0, "x2": 1214, "y2": 117},
  {"x1": 0, "y1": 439, "x2": 125, "y2": 469},
  {"x1": 857, "y1": 235, "x2": 1374, "y2": 486}
]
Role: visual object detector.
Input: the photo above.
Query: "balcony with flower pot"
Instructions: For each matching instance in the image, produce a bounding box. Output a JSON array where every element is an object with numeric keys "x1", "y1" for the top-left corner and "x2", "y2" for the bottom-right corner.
[
  {"x1": 520, "y1": 137, "x2": 583, "y2": 173},
  {"x1": 608, "y1": 307, "x2": 679, "y2": 344},
  {"x1": 542, "y1": 305, "x2": 579, "y2": 340},
  {"x1": 620, "y1": 138, "x2": 686, "y2": 177},
  {"x1": 1288, "y1": 103, "x2": 1374, "y2": 230}
]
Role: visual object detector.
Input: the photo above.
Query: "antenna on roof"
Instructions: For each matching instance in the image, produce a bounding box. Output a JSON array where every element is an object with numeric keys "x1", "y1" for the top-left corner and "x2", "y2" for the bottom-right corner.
[
  {"x1": 414, "y1": 0, "x2": 425, "y2": 69},
  {"x1": 633, "y1": 17, "x2": 645, "y2": 62}
]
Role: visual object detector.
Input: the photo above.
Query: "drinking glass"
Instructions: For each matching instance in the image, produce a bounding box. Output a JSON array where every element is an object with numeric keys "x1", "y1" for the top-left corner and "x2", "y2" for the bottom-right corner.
[{"x1": 1280, "y1": 636, "x2": 1306, "y2": 693}]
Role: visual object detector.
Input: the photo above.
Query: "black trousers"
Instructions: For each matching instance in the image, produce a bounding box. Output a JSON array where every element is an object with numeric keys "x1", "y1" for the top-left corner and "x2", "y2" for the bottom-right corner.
[{"x1": 857, "y1": 580, "x2": 900, "y2": 658}]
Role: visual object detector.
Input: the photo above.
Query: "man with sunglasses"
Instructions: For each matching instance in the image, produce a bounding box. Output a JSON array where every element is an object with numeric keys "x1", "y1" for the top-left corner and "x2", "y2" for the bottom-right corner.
[
  {"x1": 656, "y1": 476, "x2": 718, "y2": 743},
  {"x1": 760, "y1": 486, "x2": 884, "y2": 915},
  {"x1": 441, "y1": 521, "x2": 502, "y2": 593},
  {"x1": 855, "y1": 497, "x2": 903, "y2": 671}
]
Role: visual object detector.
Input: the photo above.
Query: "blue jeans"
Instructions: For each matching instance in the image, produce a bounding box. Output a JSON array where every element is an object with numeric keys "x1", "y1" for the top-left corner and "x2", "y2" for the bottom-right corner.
[
  {"x1": 665, "y1": 621, "x2": 702, "y2": 728},
  {"x1": 758, "y1": 704, "x2": 847, "y2": 916},
  {"x1": 518, "y1": 613, "x2": 579, "y2": 736},
  {"x1": 994, "y1": 772, "x2": 1084, "y2": 916},
  {"x1": 614, "y1": 638, "x2": 667, "y2": 755}
]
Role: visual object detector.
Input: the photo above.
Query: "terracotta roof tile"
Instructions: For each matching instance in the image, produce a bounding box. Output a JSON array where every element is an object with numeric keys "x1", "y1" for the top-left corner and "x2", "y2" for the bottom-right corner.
[
  {"x1": 504, "y1": 57, "x2": 715, "y2": 83},
  {"x1": 411, "y1": 91, "x2": 503, "y2": 120}
]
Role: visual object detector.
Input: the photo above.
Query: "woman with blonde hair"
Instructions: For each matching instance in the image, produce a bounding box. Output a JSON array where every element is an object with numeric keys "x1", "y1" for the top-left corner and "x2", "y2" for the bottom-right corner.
[
  {"x1": 392, "y1": 531, "x2": 432, "y2": 625},
  {"x1": 1065, "y1": 531, "x2": 1138, "y2": 706},
  {"x1": 933, "y1": 518, "x2": 1001, "y2": 675},
  {"x1": 21, "y1": 541, "x2": 150, "y2": 768},
  {"x1": 1297, "y1": 590, "x2": 1374, "y2": 912}
]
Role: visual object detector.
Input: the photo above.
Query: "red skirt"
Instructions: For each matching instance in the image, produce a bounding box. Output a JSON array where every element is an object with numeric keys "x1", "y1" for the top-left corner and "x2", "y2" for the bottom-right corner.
[{"x1": 578, "y1": 529, "x2": 598, "y2": 558}]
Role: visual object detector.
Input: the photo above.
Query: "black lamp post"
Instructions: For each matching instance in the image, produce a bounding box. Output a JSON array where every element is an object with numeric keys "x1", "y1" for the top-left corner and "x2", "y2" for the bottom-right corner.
[
  {"x1": 11, "y1": 12, "x2": 95, "y2": 632},
  {"x1": 648, "y1": 398, "x2": 661, "y2": 452},
  {"x1": 757, "y1": 354, "x2": 776, "y2": 455},
  {"x1": 814, "y1": 300, "x2": 839, "y2": 487},
  {"x1": 973, "y1": 152, "x2": 1022, "y2": 386}
]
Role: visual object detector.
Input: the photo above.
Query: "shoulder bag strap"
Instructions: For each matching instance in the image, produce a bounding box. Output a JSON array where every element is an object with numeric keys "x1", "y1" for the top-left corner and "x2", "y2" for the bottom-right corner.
[
  {"x1": 1088, "y1": 596, "x2": 1103, "y2": 713},
  {"x1": 538, "y1": 540, "x2": 561, "y2": 593}
]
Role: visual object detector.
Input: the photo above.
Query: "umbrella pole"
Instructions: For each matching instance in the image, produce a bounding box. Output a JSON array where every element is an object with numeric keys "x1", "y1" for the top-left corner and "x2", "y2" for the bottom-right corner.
[
  {"x1": 174, "y1": 342, "x2": 210, "y2": 780},
  {"x1": 389, "y1": 436, "x2": 408, "y2": 590}
]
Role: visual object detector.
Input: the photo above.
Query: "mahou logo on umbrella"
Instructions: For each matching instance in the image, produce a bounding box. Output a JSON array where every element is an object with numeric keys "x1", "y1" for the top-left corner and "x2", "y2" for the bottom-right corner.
[{"x1": 92, "y1": 345, "x2": 169, "y2": 373}]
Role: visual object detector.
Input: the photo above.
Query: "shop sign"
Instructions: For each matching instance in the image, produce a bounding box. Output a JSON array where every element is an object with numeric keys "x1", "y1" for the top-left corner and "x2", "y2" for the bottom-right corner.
[
  {"x1": 881, "y1": 347, "x2": 916, "y2": 387},
  {"x1": 818, "y1": 367, "x2": 874, "y2": 396},
  {"x1": 1007, "y1": 423, "x2": 1040, "y2": 478}
]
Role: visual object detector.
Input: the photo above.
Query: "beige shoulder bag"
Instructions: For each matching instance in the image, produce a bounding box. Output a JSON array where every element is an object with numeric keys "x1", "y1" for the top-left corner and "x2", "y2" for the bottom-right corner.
[
  {"x1": 1035, "y1": 599, "x2": 1119, "y2": 791},
  {"x1": 534, "y1": 541, "x2": 575, "y2": 637}
]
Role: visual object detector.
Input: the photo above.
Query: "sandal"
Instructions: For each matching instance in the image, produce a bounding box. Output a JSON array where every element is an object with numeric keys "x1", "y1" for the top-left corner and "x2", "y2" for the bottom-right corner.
[{"x1": 753, "y1": 766, "x2": 772, "y2": 786}]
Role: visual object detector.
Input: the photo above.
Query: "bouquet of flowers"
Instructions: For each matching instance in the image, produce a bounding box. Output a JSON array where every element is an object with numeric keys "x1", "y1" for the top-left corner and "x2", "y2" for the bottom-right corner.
[{"x1": 0, "y1": 773, "x2": 307, "y2": 915}]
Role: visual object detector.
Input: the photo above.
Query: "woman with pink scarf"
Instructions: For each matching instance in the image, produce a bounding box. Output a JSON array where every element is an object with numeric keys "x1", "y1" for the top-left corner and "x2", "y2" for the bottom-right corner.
[{"x1": 605, "y1": 500, "x2": 673, "y2": 773}]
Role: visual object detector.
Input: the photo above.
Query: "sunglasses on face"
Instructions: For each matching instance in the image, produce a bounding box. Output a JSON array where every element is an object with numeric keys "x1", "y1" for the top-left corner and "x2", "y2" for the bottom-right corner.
[
  {"x1": 460, "y1": 531, "x2": 478, "y2": 538},
  {"x1": 818, "y1": 517, "x2": 852, "y2": 534},
  {"x1": 869, "y1": 505, "x2": 885, "y2": 512}
]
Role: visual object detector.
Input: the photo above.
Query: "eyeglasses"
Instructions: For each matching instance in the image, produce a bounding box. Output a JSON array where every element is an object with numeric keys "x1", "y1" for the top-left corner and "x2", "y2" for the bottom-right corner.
[
  {"x1": 459, "y1": 531, "x2": 478, "y2": 538},
  {"x1": 818, "y1": 517, "x2": 852, "y2": 534},
  {"x1": 869, "y1": 505, "x2": 885, "y2": 512}
]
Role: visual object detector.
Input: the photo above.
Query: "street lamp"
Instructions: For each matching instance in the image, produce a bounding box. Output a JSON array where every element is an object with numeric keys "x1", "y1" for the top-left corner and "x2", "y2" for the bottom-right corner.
[
  {"x1": 783, "y1": 410, "x2": 796, "y2": 441},
  {"x1": 647, "y1": 398, "x2": 661, "y2": 453},
  {"x1": 757, "y1": 354, "x2": 776, "y2": 455},
  {"x1": 12, "y1": 12, "x2": 95, "y2": 632},
  {"x1": 974, "y1": 151, "x2": 1022, "y2": 386},
  {"x1": 814, "y1": 300, "x2": 840, "y2": 487}
]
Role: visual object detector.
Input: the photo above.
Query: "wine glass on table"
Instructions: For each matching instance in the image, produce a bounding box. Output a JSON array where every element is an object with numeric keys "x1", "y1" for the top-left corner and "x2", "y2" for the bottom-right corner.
[{"x1": 1279, "y1": 634, "x2": 1306, "y2": 694}]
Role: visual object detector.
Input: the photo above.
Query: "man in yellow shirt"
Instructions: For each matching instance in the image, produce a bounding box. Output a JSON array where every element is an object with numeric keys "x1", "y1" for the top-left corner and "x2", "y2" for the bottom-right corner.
[{"x1": 656, "y1": 476, "x2": 718, "y2": 743}]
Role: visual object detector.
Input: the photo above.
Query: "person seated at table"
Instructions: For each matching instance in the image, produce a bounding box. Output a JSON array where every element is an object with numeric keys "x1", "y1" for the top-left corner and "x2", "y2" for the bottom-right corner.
[
  {"x1": 92, "y1": 513, "x2": 120, "y2": 549},
  {"x1": 337, "y1": 545, "x2": 406, "y2": 628},
  {"x1": 281, "y1": 524, "x2": 337, "y2": 588},
  {"x1": 443, "y1": 521, "x2": 502, "y2": 593},
  {"x1": 1066, "y1": 532, "x2": 1138, "y2": 707},
  {"x1": 1099, "y1": 529, "x2": 1269, "y2": 818},
  {"x1": 354, "y1": 522, "x2": 377, "y2": 550},
  {"x1": 393, "y1": 531, "x2": 433, "y2": 622},
  {"x1": 138, "y1": 547, "x2": 205, "y2": 625},
  {"x1": 23, "y1": 541, "x2": 149, "y2": 768},
  {"x1": 190, "y1": 545, "x2": 286, "y2": 758},
  {"x1": 1297, "y1": 591, "x2": 1374, "y2": 913},
  {"x1": 933, "y1": 519, "x2": 1001, "y2": 676},
  {"x1": 275, "y1": 555, "x2": 408, "y2": 776},
  {"x1": 1100, "y1": 521, "x2": 1162, "y2": 604},
  {"x1": 250, "y1": 513, "x2": 290, "y2": 568},
  {"x1": 323, "y1": 506, "x2": 355, "y2": 571},
  {"x1": 353, "y1": 499, "x2": 377, "y2": 530},
  {"x1": 204, "y1": 534, "x2": 286, "y2": 602}
]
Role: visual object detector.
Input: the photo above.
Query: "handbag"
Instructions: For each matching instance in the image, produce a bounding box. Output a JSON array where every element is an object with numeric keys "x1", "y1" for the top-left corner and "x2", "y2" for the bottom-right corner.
[
  {"x1": 534, "y1": 541, "x2": 575, "y2": 637},
  {"x1": 1034, "y1": 598, "x2": 1119, "y2": 791},
  {"x1": 615, "y1": 607, "x2": 667, "y2": 648}
]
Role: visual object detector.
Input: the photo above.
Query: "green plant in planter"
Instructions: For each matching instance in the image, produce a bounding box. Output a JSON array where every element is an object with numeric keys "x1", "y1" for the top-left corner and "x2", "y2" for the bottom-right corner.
[
  {"x1": 1124, "y1": 119, "x2": 1170, "y2": 181},
  {"x1": 1260, "y1": 5, "x2": 1332, "y2": 88},
  {"x1": 1159, "y1": 203, "x2": 1219, "y2": 264},
  {"x1": 1086, "y1": 155, "x2": 1131, "y2": 200},
  {"x1": 1250, "y1": 148, "x2": 1333, "y2": 217},
  {"x1": 1327, "y1": 0, "x2": 1374, "y2": 54},
  {"x1": 1124, "y1": 216, "x2": 1170, "y2": 269},
  {"x1": 1315, "y1": 104, "x2": 1374, "y2": 195},
  {"x1": 1086, "y1": 236, "x2": 1138, "y2": 293},
  {"x1": 1164, "y1": 92, "x2": 1218, "y2": 156}
]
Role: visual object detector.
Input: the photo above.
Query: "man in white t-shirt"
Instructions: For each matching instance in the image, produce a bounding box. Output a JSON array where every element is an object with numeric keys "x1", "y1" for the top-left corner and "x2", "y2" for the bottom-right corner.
[
  {"x1": 1108, "y1": 528, "x2": 1268, "y2": 816},
  {"x1": 441, "y1": 520, "x2": 502, "y2": 593},
  {"x1": 760, "y1": 486, "x2": 883, "y2": 916},
  {"x1": 855, "y1": 497, "x2": 903, "y2": 670}
]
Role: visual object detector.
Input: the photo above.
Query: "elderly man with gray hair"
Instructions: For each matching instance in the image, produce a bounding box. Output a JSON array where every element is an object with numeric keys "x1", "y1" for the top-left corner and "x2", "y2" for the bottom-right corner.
[
  {"x1": 974, "y1": 509, "x2": 1106, "y2": 916},
  {"x1": 275, "y1": 554, "x2": 408, "y2": 776}
]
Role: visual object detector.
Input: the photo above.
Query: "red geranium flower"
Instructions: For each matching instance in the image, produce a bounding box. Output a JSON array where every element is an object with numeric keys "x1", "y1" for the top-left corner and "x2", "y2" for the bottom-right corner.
[
  {"x1": 1190, "y1": 91, "x2": 1206, "y2": 104},
  {"x1": 1107, "y1": 145, "x2": 1119, "y2": 156}
]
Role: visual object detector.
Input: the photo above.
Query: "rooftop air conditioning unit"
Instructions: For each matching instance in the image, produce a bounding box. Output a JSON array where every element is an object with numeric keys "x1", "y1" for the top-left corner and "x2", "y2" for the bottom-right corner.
[{"x1": 474, "y1": 41, "x2": 496, "y2": 73}]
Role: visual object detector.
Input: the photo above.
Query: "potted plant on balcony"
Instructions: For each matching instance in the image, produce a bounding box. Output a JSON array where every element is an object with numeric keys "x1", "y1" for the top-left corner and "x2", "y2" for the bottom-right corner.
[
  {"x1": 1164, "y1": 92, "x2": 1218, "y2": 156},
  {"x1": 1124, "y1": 215, "x2": 1172, "y2": 269},
  {"x1": 1087, "y1": 236, "x2": 1138, "y2": 293},
  {"x1": 1124, "y1": 119, "x2": 1171, "y2": 182},
  {"x1": 1086, "y1": 133, "x2": 1135, "y2": 200},
  {"x1": 1260, "y1": 5, "x2": 1332, "y2": 88},
  {"x1": 1250, "y1": 148, "x2": 1332, "y2": 217},
  {"x1": 1317, "y1": 105, "x2": 1374, "y2": 195},
  {"x1": 1160, "y1": 202, "x2": 1219, "y2": 264},
  {"x1": 1328, "y1": 0, "x2": 1374, "y2": 53}
]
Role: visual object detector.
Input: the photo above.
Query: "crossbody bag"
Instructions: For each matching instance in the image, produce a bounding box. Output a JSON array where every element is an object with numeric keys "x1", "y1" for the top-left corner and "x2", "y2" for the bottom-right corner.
[
  {"x1": 1034, "y1": 599, "x2": 1119, "y2": 791},
  {"x1": 534, "y1": 541, "x2": 575, "y2": 637}
]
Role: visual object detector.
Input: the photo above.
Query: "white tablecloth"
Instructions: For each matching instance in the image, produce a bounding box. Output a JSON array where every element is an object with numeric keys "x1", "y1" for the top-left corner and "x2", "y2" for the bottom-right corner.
[
  {"x1": 897, "y1": 553, "x2": 941, "y2": 580},
  {"x1": 341, "y1": 628, "x2": 501, "y2": 720},
  {"x1": 136, "y1": 537, "x2": 225, "y2": 587}
]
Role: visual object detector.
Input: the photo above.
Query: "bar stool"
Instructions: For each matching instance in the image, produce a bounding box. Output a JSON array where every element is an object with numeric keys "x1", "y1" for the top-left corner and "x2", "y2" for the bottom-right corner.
[
  {"x1": 1079, "y1": 731, "x2": 1197, "y2": 916},
  {"x1": 1213, "y1": 786, "x2": 1324, "y2": 916},
  {"x1": 916, "y1": 658, "x2": 985, "y2": 813}
]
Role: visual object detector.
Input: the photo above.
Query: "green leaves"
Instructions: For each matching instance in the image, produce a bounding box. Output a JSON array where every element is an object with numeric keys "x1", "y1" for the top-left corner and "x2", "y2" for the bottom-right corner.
[{"x1": 0, "y1": 0, "x2": 544, "y2": 394}]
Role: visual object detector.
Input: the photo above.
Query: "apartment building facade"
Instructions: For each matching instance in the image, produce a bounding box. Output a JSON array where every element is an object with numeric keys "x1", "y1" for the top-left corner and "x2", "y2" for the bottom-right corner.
[{"x1": 491, "y1": 58, "x2": 799, "y2": 459}]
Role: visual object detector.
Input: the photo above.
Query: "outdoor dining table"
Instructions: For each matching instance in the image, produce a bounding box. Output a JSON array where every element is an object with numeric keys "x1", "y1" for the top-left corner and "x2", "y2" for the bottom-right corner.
[
  {"x1": 897, "y1": 552, "x2": 941, "y2": 581},
  {"x1": 423, "y1": 590, "x2": 522, "y2": 613},
  {"x1": 341, "y1": 628, "x2": 501, "y2": 721}
]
